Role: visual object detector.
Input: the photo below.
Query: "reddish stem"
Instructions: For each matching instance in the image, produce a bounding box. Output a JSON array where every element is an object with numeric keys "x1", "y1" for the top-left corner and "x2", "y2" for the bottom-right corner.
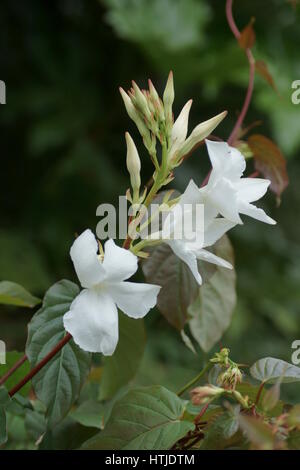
[
  {"x1": 194, "y1": 403, "x2": 210, "y2": 423},
  {"x1": 255, "y1": 381, "x2": 266, "y2": 406},
  {"x1": 8, "y1": 333, "x2": 72, "y2": 397},
  {"x1": 248, "y1": 170, "x2": 260, "y2": 178},
  {"x1": 200, "y1": 0, "x2": 256, "y2": 188},
  {"x1": 226, "y1": 0, "x2": 255, "y2": 146},
  {"x1": 0, "y1": 354, "x2": 28, "y2": 386},
  {"x1": 200, "y1": 169, "x2": 211, "y2": 188}
]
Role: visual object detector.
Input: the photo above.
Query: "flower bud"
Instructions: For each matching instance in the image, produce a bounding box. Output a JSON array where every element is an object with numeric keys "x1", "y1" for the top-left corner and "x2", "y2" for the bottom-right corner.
[
  {"x1": 125, "y1": 132, "x2": 141, "y2": 200},
  {"x1": 217, "y1": 366, "x2": 243, "y2": 391},
  {"x1": 148, "y1": 79, "x2": 165, "y2": 122},
  {"x1": 131, "y1": 81, "x2": 152, "y2": 122},
  {"x1": 148, "y1": 79, "x2": 160, "y2": 103},
  {"x1": 120, "y1": 87, "x2": 152, "y2": 149},
  {"x1": 179, "y1": 111, "x2": 227, "y2": 157},
  {"x1": 190, "y1": 385, "x2": 224, "y2": 405},
  {"x1": 211, "y1": 347, "x2": 230, "y2": 365},
  {"x1": 169, "y1": 99, "x2": 193, "y2": 158},
  {"x1": 163, "y1": 71, "x2": 175, "y2": 128},
  {"x1": 119, "y1": 87, "x2": 138, "y2": 121}
]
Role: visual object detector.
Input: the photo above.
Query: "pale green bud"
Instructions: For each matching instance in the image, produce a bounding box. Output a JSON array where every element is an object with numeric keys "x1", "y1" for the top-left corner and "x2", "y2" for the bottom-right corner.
[
  {"x1": 179, "y1": 111, "x2": 227, "y2": 157},
  {"x1": 169, "y1": 99, "x2": 192, "y2": 159},
  {"x1": 125, "y1": 132, "x2": 141, "y2": 199},
  {"x1": 148, "y1": 79, "x2": 165, "y2": 121},
  {"x1": 190, "y1": 385, "x2": 224, "y2": 405},
  {"x1": 163, "y1": 71, "x2": 174, "y2": 128},
  {"x1": 120, "y1": 87, "x2": 152, "y2": 149},
  {"x1": 148, "y1": 79, "x2": 160, "y2": 103},
  {"x1": 119, "y1": 87, "x2": 137, "y2": 121},
  {"x1": 131, "y1": 81, "x2": 152, "y2": 121}
]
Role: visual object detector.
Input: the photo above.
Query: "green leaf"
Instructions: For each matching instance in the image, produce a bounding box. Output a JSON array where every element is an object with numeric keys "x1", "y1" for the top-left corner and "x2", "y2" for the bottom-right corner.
[
  {"x1": 70, "y1": 400, "x2": 104, "y2": 429},
  {"x1": 100, "y1": 312, "x2": 146, "y2": 399},
  {"x1": 250, "y1": 357, "x2": 300, "y2": 384},
  {"x1": 0, "y1": 386, "x2": 11, "y2": 445},
  {"x1": 82, "y1": 385, "x2": 194, "y2": 450},
  {"x1": 26, "y1": 280, "x2": 91, "y2": 428},
  {"x1": 103, "y1": 0, "x2": 210, "y2": 53},
  {"x1": 39, "y1": 416, "x2": 98, "y2": 450},
  {"x1": 142, "y1": 243, "x2": 199, "y2": 330},
  {"x1": 0, "y1": 281, "x2": 41, "y2": 307},
  {"x1": 236, "y1": 383, "x2": 283, "y2": 417},
  {"x1": 201, "y1": 410, "x2": 239, "y2": 450},
  {"x1": 187, "y1": 236, "x2": 236, "y2": 352},
  {"x1": 25, "y1": 409, "x2": 47, "y2": 441},
  {"x1": 0, "y1": 352, "x2": 31, "y2": 397}
]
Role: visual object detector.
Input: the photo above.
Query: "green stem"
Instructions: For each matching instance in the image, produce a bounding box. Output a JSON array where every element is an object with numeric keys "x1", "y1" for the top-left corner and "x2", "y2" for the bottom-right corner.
[
  {"x1": 177, "y1": 362, "x2": 213, "y2": 397},
  {"x1": 143, "y1": 140, "x2": 169, "y2": 209}
]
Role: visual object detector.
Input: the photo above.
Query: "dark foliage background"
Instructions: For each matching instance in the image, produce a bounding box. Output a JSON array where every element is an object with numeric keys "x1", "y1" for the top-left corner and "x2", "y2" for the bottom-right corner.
[{"x1": 1, "y1": 0, "x2": 300, "y2": 400}]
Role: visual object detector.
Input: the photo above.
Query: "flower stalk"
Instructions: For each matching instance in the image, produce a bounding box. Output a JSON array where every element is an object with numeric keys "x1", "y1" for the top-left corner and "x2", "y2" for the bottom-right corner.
[{"x1": 226, "y1": 0, "x2": 255, "y2": 146}]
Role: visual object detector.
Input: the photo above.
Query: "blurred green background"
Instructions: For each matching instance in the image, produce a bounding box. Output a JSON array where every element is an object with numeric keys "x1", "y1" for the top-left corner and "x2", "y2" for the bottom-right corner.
[{"x1": 1, "y1": 0, "x2": 300, "y2": 400}]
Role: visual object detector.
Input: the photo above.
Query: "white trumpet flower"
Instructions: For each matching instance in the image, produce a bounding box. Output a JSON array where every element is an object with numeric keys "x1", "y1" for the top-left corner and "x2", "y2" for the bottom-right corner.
[
  {"x1": 202, "y1": 140, "x2": 276, "y2": 225},
  {"x1": 63, "y1": 230, "x2": 160, "y2": 355},
  {"x1": 147, "y1": 180, "x2": 235, "y2": 285}
]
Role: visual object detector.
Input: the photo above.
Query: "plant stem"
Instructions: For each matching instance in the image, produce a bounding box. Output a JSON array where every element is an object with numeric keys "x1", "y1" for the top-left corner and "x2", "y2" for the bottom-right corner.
[
  {"x1": 200, "y1": 0, "x2": 256, "y2": 187},
  {"x1": 194, "y1": 403, "x2": 210, "y2": 423},
  {"x1": 8, "y1": 333, "x2": 72, "y2": 397},
  {"x1": 177, "y1": 362, "x2": 213, "y2": 397},
  {"x1": 0, "y1": 354, "x2": 28, "y2": 386},
  {"x1": 226, "y1": 0, "x2": 255, "y2": 146},
  {"x1": 255, "y1": 381, "x2": 266, "y2": 406}
]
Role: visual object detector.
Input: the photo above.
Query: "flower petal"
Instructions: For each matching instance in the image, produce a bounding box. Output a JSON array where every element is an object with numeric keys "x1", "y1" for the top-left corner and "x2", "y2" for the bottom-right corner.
[
  {"x1": 236, "y1": 178, "x2": 270, "y2": 203},
  {"x1": 108, "y1": 281, "x2": 160, "y2": 319},
  {"x1": 170, "y1": 100, "x2": 192, "y2": 154},
  {"x1": 102, "y1": 239, "x2": 138, "y2": 282},
  {"x1": 70, "y1": 229, "x2": 106, "y2": 288},
  {"x1": 196, "y1": 248, "x2": 233, "y2": 269},
  {"x1": 207, "y1": 178, "x2": 242, "y2": 224},
  {"x1": 206, "y1": 140, "x2": 246, "y2": 184},
  {"x1": 168, "y1": 240, "x2": 202, "y2": 285},
  {"x1": 63, "y1": 288, "x2": 119, "y2": 355},
  {"x1": 238, "y1": 200, "x2": 276, "y2": 225},
  {"x1": 227, "y1": 146, "x2": 246, "y2": 180},
  {"x1": 206, "y1": 139, "x2": 230, "y2": 173},
  {"x1": 204, "y1": 218, "x2": 237, "y2": 247}
]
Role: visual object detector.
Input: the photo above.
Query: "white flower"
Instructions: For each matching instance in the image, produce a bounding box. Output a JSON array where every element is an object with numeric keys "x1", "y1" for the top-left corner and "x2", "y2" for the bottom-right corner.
[
  {"x1": 63, "y1": 229, "x2": 160, "y2": 355},
  {"x1": 147, "y1": 180, "x2": 235, "y2": 285},
  {"x1": 201, "y1": 140, "x2": 276, "y2": 225},
  {"x1": 167, "y1": 180, "x2": 235, "y2": 284}
]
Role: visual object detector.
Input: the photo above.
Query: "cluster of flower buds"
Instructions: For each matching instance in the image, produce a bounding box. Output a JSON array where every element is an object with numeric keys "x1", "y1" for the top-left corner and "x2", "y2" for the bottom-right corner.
[
  {"x1": 190, "y1": 384, "x2": 225, "y2": 406},
  {"x1": 210, "y1": 348, "x2": 243, "y2": 391},
  {"x1": 217, "y1": 366, "x2": 243, "y2": 391},
  {"x1": 210, "y1": 347, "x2": 231, "y2": 367},
  {"x1": 120, "y1": 74, "x2": 174, "y2": 160},
  {"x1": 120, "y1": 72, "x2": 227, "y2": 173}
]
